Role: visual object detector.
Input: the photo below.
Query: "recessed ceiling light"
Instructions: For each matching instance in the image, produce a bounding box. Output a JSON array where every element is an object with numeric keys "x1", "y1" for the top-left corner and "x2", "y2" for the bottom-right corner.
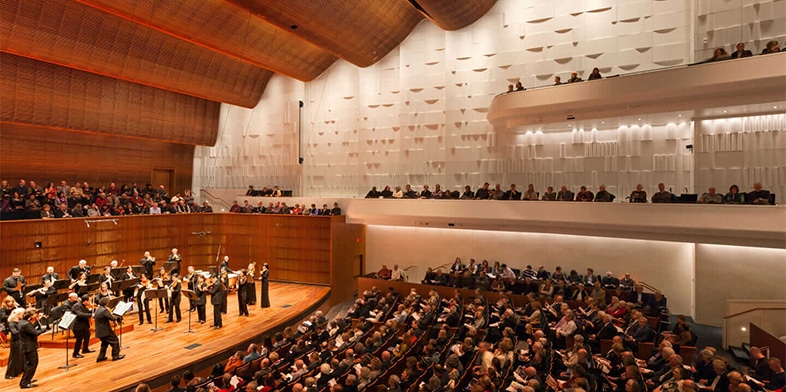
[
  {"x1": 678, "y1": 114, "x2": 682, "y2": 117},
  {"x1": 601, "y1": 121, "x2": 605, "y2": 124},
  {"x1": 637, "y1": 118, "x2": 641, "y2": 121},
  {"x1": 774, "y1": 106, "x2": 779, "y2": 109},
  {"x1": 723, "y1": 110, "x2": 727, "y2": 113}
]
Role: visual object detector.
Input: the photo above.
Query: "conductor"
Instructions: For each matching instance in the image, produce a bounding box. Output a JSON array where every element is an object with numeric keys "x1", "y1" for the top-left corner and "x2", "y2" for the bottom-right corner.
[{"x1": 94, "y1": 297, "x2": 125, "y2": 362}]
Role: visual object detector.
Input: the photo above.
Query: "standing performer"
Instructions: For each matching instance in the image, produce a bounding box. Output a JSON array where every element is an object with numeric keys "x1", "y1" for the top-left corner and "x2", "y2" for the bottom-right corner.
[
  {"x1": 19, "y1": 309, "x2": 45, "y2": 389},
  {"x1": 155, "y1": 268, "x2": 171, "y2": 313},
  {"x1": 246, "y1": 262, "x2": 257, "y2": 306},
  {"x1": 94, "y1": 297, "x2": 124, "y2": 362},
  {"x1": 167, "y1": 272, "x2": 182, "y2": 323},
  {"x1": 136, "y1": 274, "x2": 152, "y2": 326},
  {"x1": 3, "y1": 268, "x2": 27, "y2": 307},
  {"x1": 209, "y1": 276, "x2": 225, "y2": 329},
  {"x1": 236, "y1": 270, "x2": 249, "y2": 317},
  {"x1": 71, "y1": 295, "x2": 95, "y2": 358},
  {"x1": 194, "y1": 275, "x2": 208, "y2": 324},
  {"x1": 219, "y1": 268, "x2": 229, "y2": 315},
  {"x1": 68, "y1": 259, "x2": 89, "y2": 282},
  {"x1": 5, "y1": 308, "x2": 24, "y2": 380},
  {"x1": 184, "y1": 266, "x2": 197, "y2": 311},
  {"x1": 168, "y1": 248, "x2": 182, "y2": 274},
  {"x1": 260, "y1": 263, "x2": 270, "y2": 308},
  {"x1": 121, "y1": 266, "x2": 138, "y2": 303},
  {"x1": 140, "y1": 251, "x2": 156, "y2": 281},
  {"x1": 40, "y1": 266, "x2": 60, "y2": 284},
  {"x1": 219, "y1": 255, "x2": 233, "y2": 274}
]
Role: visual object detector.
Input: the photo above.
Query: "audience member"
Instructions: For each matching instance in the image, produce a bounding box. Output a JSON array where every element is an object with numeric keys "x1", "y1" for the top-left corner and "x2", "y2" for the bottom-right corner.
[
  {"x1": 698, "y1": 187, "x2": 722, "y2": 204},
  {"x1": 567, "y1": 72, "x2": 583, "y2": 83},
  {"x1": 747, "y1": 183, "x2": 771, "y2": 205},
  {"x1": 629, "y1": 184, "x2": 647, "y2": 203},
  {"x1": 723, "y1": 185, "x2": 744, "y2": 204},
  {"x1": 730, "y1": 43, "x2": 752, "y2": 59},
  {"x1": 762, "y1": 40, "x2": 780, "y2": 54},
  {"x1": 651, "y1": 183, "x2": 671, "y2": 203},
  {"x1": 588, "y1": 67, "x2": 603, "y2": 80}
]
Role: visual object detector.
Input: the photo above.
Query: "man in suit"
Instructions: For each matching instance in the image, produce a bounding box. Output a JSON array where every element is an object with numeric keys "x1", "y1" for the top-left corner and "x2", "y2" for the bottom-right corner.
[
  {"x1": 40, "y1": 266, "x2": 60, "y2": 284},
  {"x1": 168, "y1": 248, "x2": 182, "y2": 275},
  {"x1": 556, "y1": 185, "x2": 573, "y2": 201},
  {"x1": 209, "y1": 277, "x2": 224, "y2": 329},
  {"x1": 167, "y1": 272, "x2": 182, "y2": 323},
  {"x1": 19, "y1": 309, "x2": 45, "y2": 389},
  {"x1": 94, "y1": 297, "x2": 124, "y2": 362},
  {"x1": 3, "y1": 268, "x2": 27, "y2": 307},
  {"x1": 68, "y1": 259, "x2": 89, "y2": 282},
  {"x1": 626, "y1": 317, "x2": 655, "y2": 352},
  {"x1": 503, "y1": 184, "x2": 522, "y2": 200},
  {"x1": 730, "y1": 42, "x2": 753, "y2": 58},
  {"x1": 140, "y1": 251, "x2": 156, "y2": 279},
  {"x1": 71, "y1": 295, "x2": 95, "y2": 358}
]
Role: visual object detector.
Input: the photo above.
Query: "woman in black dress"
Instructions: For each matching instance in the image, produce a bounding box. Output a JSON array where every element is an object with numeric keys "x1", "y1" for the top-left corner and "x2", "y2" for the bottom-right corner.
[
  {"x1": 260, "y1": 263, "x2": 270, "y2": 308},
  {"x1": 245, "y1": 262, "x2": 257, "y2": 306},
  {"x1": 236, "y1": 270, "x2": 249, "y2": 317},
  {"x1": 5, "y1": 308, "x2": 25, "y2": 379}
]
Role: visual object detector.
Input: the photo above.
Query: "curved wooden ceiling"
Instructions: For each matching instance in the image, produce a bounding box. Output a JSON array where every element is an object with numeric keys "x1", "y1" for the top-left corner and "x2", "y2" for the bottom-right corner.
[{"x1": 0, "y1": 0, "x2": 496, "y2": 145}]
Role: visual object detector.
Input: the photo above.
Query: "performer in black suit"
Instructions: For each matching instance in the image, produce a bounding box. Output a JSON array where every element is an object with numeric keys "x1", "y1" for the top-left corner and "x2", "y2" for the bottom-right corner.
[
  {"x1": 136, "y1": 275, "x2": 152, "y2": 326},
  {"x1": 98, "y1": 266, "x2": 115, "y2": 292},
  {"x1": 260, "y1": 263, "x2": 270, "y2": 308},
  {"x1": 3, "y1": 268, "x2": 27, "y2": 307},
  {"x1": 71, "y1": 295, "x2": 95, "y2": 358},
  {"x1": 68, "y1": 259, "x2": 89, "y2": 282},
  {"x1": 167, "y1": 272, "x2": 182, "y2": 323},
  {"x1": 194, "y1": 275, "x2": 208, "y2": 324},
  {"x1": 168, "y1": 248, "x2": 182, "y2": 275},
  {"x1": 209, "y1": 277, "x2": 225, "y2": 329},
  {"x1": 219, "y1": 256, "x2": 233, "y2": 274},
  {"x1": 140, "y1": 251, "x2": 156, "y2": 280},
  {"x1": 18, "y1": 309, "x2": 45, "y2": 389},
  {"x1": 121, "y1": 266, "x2": 138, "y2": 303},
  {"x1": 40, "y1": 266, "x2": 60, "y2": 284},
  {"x1": 236, "y1": 270, "x2": 249, "y2": 317},
  {"x1": 184, "y1": 266, "x2": 198, "y2": 311},
  {"x1": 94, "y1": 297, "x2": 124, "y2": 362}
]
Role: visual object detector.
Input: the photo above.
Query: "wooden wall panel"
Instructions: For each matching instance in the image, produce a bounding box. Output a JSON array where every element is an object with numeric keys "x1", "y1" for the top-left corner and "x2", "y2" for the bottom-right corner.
[
  {"x1": 0, "y1": 215, "x2": 359, "y2": 293},
  {"x1": 0, "y1": 123, "x2": 195, "y2": 196},
  {"x1": 330, "y1": 219, "x2": 366, "y2": 301}
]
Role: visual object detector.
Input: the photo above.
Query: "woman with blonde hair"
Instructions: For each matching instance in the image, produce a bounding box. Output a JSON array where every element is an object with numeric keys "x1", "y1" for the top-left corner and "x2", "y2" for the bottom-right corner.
[{"x1": 4, "y1": 308, "x2": 25, "y2": 379}]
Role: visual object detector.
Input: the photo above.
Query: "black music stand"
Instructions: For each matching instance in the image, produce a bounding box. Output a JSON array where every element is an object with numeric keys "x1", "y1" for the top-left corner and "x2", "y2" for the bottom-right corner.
[
  {"x1": 115, "y1": 278, "x2": 139, "y2": 304},
  {"x1": 45, "y1": 292, "x2": 68, "y2": 330},
  {"x1": 131, "y1": 265, "x2": 146, "y2": 276},
  {"x1": 23, "y1": 283, "x2": 42, "y2": 296},
  {"x1": 110, "y1": 267, "x2": 126, "y2": 279},
  {"x1": 145, "y1": 288, "x2": 167, "y2": 332},
  {"x1": 111, "y1": 299, "x2": 133, "y2": 349},
  {"x1": 164, "y1": 261, "x2": 178, "y2": 273},
  {"x1": 57, "y1": 312, "x2": 77, "y2": 372},
  {"x1": 87, "y1": 273, "x2": 100, "y2": 284},
  {"x1": 47, "y1": 302, "x2": 68, "y2": 339},
  {"x1": 77, "y1": 282, "x2": 100, "y2": 296},
  {"x1": 181, "y1": 289, "x2": 198, "y2": 334},
  {"x1": 53, "y1": 279, "x2": 71, "y2": 291}
]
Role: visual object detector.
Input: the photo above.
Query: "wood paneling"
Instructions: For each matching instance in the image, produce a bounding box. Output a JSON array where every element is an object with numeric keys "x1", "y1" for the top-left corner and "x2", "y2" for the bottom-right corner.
[
  {"x1": 331, "y1": 219, "x2": 366, "y2": 301},
  {"x1": 0, "y1": 214, "x2": 362, "y2": 292},
  {"x1": 0, "y1": 123, "x2": 195, "y2": 197}
]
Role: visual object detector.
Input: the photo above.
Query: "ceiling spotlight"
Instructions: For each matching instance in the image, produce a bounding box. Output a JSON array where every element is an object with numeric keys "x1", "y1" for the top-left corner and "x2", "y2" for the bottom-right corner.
[
  {"x1": 637, "y1": 118, "x2": 641, "y2": 121},
  {"x1": 774, "y1": 106, "x2": 779, "y2": 109},
  {"x1": 678, "y1": 114, "x2": 682, "y2": 117},
  {"x1": 723, "y1": 110, "x2": 727, "y2": 113}
]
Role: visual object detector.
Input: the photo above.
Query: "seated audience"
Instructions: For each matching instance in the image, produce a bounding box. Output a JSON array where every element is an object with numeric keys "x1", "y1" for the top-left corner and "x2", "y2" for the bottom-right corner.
[
  {"x1": 730, "y1": 42, "x2": 752, "y2": 59},
  {"x1": 460, "y1": 185, "x2": 474, "y2": 200},
  {"x1": 588, "y1": 67, "x2": 603, "y2": 80},
  {"x1": 575, "y1": 186, "x2": 594, "y2": 202},
  {"x1": 392, "y1": 186, "x2": 404, "y2": 198},
  {"x1": 698, "y1": 187, "x2": 722, "y2": 204},
  {"x1": 651, "y1": 183, "x2": 671, "y2": 203},
  {"x1": 722, "y1": 184, "x2": 744, "y2": 204},
  {"x1": 556, "y1": 186, "x2": 573, "y2": 201},
  {"x1": 554, "y1": 76, "x2": 562, "y2": 85},
  {"x1": 762, "y1": 40, "x2": 781, "y2": 54},
  {"x1": 747, "y1": 182, "x2": 771, "y2": 205},
  {"x1": 542, "y1": 186, "x2": 556, "y2": 201},
  {"x1": 629, "y1": 184, "x2": 647, "y2": 203},
  {"x1": 365, "y1": 187, "x2": 381, "y2": 199},
  {"x1": 567, "y1": 72, "x2": 583, "y2": 83},
  {"x1": 504, "y1": 184, "x2": 521, "y2": 200},
  {"x1": 418, "y1": 185, "x2": 432, "y2": 199},
  {"x1": 515, "y1": 82, "x2": 525, "y2": 91},
  {"x1": 522, "y1": 184, "x2": 537, "y2": 200},
  {"x1": 380, "y1": 186, "x2": 393, "y2": 198},
  {"x1": 707, "y1": 48, "x2": 730, "y2": 62}
]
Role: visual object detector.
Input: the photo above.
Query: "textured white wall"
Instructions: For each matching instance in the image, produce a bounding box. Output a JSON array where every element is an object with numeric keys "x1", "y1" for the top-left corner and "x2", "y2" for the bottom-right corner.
[
  {"x1": 196, "y1": 0, "x2": 701, "y2": 196},
  {"x1": 694, "y1": 0, "x2": 786, "y2": 60}
]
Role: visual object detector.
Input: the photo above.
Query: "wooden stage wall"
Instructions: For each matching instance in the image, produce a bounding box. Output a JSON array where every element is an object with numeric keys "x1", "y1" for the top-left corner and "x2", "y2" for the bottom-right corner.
[{"x1": 0, "y1": 214, "x2": 364, "y2": 302}]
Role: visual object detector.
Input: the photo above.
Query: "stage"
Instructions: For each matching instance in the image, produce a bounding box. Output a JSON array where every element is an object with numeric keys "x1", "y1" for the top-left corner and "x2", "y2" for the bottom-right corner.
[{"x1": 0, "y1": 281, "x2": 331, "y2": 392}]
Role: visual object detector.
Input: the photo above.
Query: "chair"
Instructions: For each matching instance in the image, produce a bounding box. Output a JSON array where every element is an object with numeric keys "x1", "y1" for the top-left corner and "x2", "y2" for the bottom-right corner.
[
  {"x1": 638, "y1": 342, "x2": 655, "y2": 360},
  {"x1": 679, "y1": 346, "x2": 697, "y2": 364}
]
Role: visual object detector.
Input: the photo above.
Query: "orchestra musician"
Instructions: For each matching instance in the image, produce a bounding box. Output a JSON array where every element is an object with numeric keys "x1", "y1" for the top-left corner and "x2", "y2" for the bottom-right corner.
[
  {"x1": 166, "y1": 272, "x2": 182, "y2": 323},
  {"x1": 236, "y1": 270, "x2": 249, "y2": 317},
  {"x1": 260, "y1": 263, "x2": 270, "y2": 308},
  {"x1": 184, "y1": 266, "x2": 197, "y2": 312},
  {"x1": 136, "y1": 274, "x2": 152, "y2": 326},
  {"x1": 94, "y1": 282, "x2": 113, "y2": 304},
  {"x1": 68, "y1": 259, "x2": 89, "y2": 282},
  {"x1": 69, "y1": 272, "x2": 88, "y2": 293},
  {"x1": 120, "y1": 266, "x2": 137, "y2": 302},
  {"x1": 0, "y1": 296, "x2": 20, "y2": 339},
  {"x1": 3, "y1": 268, "x2": 27, "y2": 307},
  {"x1": 71, "y1": 295, "x2": 95, "y2": 358},
  {"x1": 62, "y1": 293, "x2": 79, "y2": 312},
  {"x1": 168, "y1": 248, "x2": 182, "y2": 275},
  {"x1": 208, "y1": 274, "x2": 225, "y2": 329},
  {"x1": 194, "y1": 275, "x2": 208, "y2": 324},
  {"x1": 246, "y1": 262, "x2": 257, "y2": 306},
  {"x1": 5, "y1": 308, "x2": 25, "y2": 380},
  {"x1": 28, "y1": 279, "x2": 56, "y2": 318},
  {"x1": 219, "y1": 255, "x2": 233, "y2": 274},
  {"x1": 94, "y1": 297, "x2": 124, "y2": 362},
  {"x1": 140, "y1": 251, "x2": 156, "y2": 280},
  {"x1": 19, "y1": 308, "x2": 46, "y2": 389},
  {"x1": 98, "y1": 266, "x2": 115, "y2": 291},
  {"x1": 154, "y1": 267, "x2": 171, "y2": 313},
  {"x1": 40, "y1": 266, "x2": 60, "y2": 284}
]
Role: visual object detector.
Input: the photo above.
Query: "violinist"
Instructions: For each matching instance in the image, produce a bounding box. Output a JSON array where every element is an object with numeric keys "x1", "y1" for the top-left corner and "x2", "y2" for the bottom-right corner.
[
  {"x1": 19, "y1": 309, "x2": 46, "y2": 388},
  {"x1": 208, "y1": 274, "x2": 225, "y2": 329},
  {"x1": 168, "y1": 248, "x2": 182, "y2": 275},
  {"x1": 260, "y1": 263, "x2": 270, "y2": 308},
  {"x1": 140, "y1": 251, "x2": 155, "y2": 280},
  {"x1": 220, "y1": 267, "x2": 230, "y2": 315},
  {"x1": 40, "y1": 266, "x2": 60, "y2": 284},
  {"x1": 94, "y1": 297, "x2": 124, "y2": 362},
  {"x1": 166, "y1": 272, "x2": 182, "y2": 323},
  {"x1": 184, "y1": 266, "x2": 197, "y2": 312},
  {"x1": 68, "y1": 259, "x2": 89, "y2": 282},
  {"x1": 136, "y1": 274, "x2": 152, "y2": 326},
  {"x1": 5, "y1": 308, "x2": 25, "y2": 380},
  {"x1": 71, "y1": 295, "x2": 95, "y2": 359},
  {"x1": 120, "y1": 266, "x2": 137, "y2": 302},
  {"x1": 154, "y1": 267, "x2": 171, "y2": 313},
  {"x1": 194, "y1": 275, "x2": 208, "y2": 324},
  {"x1": 3, "y1": 268, "x2": 27, "y2": 307},
  {"x1": 236, "y1": 270, "x2": 249, "y2": 317},
  {"x1": 94, "y1": 282, "x2": 113, "y2": 304},
  {"x1": 0, "y1": 296, "x2": 20, "y2": 334},
  {"x1": 246, "y1": 262, "x2": 257, "y2": 306},
  {"x1": 98, "y1": 266, "x2": 115, "y2": 291}
]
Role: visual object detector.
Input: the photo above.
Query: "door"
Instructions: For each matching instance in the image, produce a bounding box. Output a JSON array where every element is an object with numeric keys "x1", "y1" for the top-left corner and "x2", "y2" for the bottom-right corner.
[{"x1": 151, "y1": 168, "x2": 175, "y2": 198}]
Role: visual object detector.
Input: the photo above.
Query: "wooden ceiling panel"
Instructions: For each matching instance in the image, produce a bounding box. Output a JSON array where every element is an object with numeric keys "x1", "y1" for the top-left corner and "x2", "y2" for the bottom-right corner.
[
  {"x1": 75, "y1": 0, "x2": 337, "y2": 81},
  {"x1": 0, "y1": 0, "x2": 271, "y2": 107},
  {"x1": 0, "y1": 53, "x2": 220, "y2": 146},
  {"x1": 415, "y1": 0, "x2": 498, "y2": 31},
  {"x1": 230, "y1": 0, "x2": 425, "y2": 67}
]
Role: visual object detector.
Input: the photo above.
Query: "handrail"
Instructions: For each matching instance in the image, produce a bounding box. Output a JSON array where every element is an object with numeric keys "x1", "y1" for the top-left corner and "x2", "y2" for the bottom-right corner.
[
  {"x1": 723, "y1": 307, "x2": 786, "y2": 319},
  {"x1": 639, "y1": 281, "x2": 660, "y2": 294},
  {"x1": 200, "y1": 189, "x2": 232, "y2": 211}
]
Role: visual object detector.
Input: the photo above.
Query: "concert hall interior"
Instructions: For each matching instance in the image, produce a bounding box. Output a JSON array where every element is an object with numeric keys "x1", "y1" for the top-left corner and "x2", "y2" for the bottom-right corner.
[{"x1": 1, "y1": 0, "x2": 785, "y2": 392}]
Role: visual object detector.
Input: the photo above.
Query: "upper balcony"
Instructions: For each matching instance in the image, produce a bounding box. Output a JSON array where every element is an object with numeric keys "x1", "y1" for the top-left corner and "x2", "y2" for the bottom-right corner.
[{"x1": 487, "y1": 53, "x2": 786, "y2": 130}]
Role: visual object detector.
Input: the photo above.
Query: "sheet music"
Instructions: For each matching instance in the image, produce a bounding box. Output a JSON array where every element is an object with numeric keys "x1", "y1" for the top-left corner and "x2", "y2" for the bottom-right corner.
[{"x1": 113, "y1": 301, "x2": 133, "y2": 316}]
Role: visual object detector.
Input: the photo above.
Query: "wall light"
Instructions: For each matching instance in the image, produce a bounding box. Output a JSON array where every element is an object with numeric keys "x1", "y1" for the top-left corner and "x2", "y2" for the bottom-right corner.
[{"x1": 741, "y1": 326, "x2": 747, "y2": 332}]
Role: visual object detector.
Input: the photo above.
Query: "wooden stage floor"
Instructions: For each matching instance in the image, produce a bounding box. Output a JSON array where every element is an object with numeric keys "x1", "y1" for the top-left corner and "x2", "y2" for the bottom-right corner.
[{"x1": 0, "y1": 282, "x2": 330, "y2": 392}]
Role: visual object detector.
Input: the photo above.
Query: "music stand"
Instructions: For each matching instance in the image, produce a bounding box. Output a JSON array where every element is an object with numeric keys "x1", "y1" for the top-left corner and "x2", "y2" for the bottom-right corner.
[
  {"x1": 77, "y1": 282, "x2": 100, "y2": 296},
  {"x1": 145, "y1": 289, "x2": 167, "y2": 332},
  {"x1": 181, "y1": 289, "x2": 198, "y2": 334},
  {"x1": 23, "y1": 283, "x2": 42, "y2": 296},
  {"x1": 53, "y1": 279, "x2": 71, "y2": 291},
  {"x1": 110, "y1": 267, "x2": 125, "y2": 279},
  {"x1": 111, "y1": 299, "x2": 133, "y2": 348},
  {"x1": 87, "y1": 273, "x2": 100, "y2": 284},
  {"x1": 57, "y1": 311, "x2": 78, "y2": 372},
  {"x1": 115, "y1": 278, "x2": 140, "y2": 305},
  {"x1": 131, "y1": 265, "x2": 145, "y2": 276},
  {"x1": 48, "y1": 302, "x2": 68, "y2": 339},
  {"x1": 164, "y1": 261, "x2": 178, "y2": 273}
]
